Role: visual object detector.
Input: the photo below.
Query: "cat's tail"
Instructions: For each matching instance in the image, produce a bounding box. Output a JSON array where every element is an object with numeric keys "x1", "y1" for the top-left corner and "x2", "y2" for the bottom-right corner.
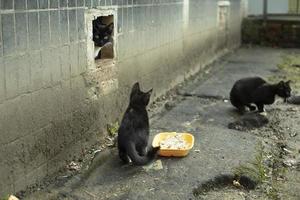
[{"x1": 126, "y1": 143, "x2": 160, "y2": 166}]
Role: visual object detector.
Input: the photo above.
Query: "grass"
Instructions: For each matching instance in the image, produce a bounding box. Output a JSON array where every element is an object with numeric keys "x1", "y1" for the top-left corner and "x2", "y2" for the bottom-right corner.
[
  {"x1": 0, "y1": 195, "x2": 9, "y2": 200},
  {"x1": 234, "y1": 143, "x2": 268, "y2": 185},
  {"x1": 106, "y1": 121, "x2": 119, "y2": 137}
]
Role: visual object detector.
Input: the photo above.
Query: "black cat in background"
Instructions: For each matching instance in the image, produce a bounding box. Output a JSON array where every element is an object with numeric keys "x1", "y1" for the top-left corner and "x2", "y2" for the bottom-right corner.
[
  {"x1": 93, "y1": 16, "x2": 113, "y2": 47},
  {"x1": 230, "y1": 77, "x2": 291, "y2": 114}
]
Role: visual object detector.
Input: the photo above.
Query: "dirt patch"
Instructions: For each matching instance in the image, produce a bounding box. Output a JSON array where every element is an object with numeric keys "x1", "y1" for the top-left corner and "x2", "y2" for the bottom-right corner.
[
  {"x1": 228, "y1": 113, "x2": 269, "y2": 131},
  {"x1": 195, "y1": 101, "x2": 300, "y2": 200}
]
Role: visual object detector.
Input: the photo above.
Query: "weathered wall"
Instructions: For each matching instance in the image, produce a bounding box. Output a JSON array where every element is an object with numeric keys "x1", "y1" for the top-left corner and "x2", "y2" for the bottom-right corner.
[{"x1": 0, "y1": 0, "x2": 245, "y2": 196}]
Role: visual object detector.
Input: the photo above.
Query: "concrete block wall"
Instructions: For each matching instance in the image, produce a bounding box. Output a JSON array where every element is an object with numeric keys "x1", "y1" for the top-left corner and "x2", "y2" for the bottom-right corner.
[{"x1": 0, "y1": 0, "x2": 245, "y2": 196}]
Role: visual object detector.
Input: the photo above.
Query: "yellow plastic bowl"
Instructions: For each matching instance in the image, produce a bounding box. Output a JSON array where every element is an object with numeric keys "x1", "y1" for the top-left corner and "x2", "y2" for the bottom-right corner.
[{"x1": 152, "y1": 132, "x2": 194, "y2": 157}]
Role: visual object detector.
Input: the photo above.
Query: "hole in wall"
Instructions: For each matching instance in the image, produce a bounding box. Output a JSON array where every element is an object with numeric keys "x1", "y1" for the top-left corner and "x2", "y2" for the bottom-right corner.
[{"x1": 92, "y1": 15, "x2": 114, "y2": 61}]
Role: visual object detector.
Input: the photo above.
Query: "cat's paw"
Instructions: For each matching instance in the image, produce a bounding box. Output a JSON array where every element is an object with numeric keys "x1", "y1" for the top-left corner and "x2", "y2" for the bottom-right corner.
[
  {"x1": 152, "y1": 146, "x2": 160, "y2": 153},
  {"x1": 260, "y1": 112, "x2": 267, "y2": 116},
  {"x1": 249, "y1": 105, "x2": 256, "y2": 111}
]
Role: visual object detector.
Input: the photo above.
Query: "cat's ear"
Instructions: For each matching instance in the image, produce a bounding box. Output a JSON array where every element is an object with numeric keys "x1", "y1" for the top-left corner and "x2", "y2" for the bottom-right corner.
[
  {"x1": 278, "y1": 81, "x2": 284, "y2": 86},
  {"x1": 105, "y1": 23, "x2": 114, "y2": 35},
  {"x1": 286, "y1": 80, "x2": 292, "y2": 85},
  {"x1": 107, "y1": 23, "x2": 114, "y2": 30},
  {"x1": 143, "y1": 91, "x2": 152, "y2": 105},
  {"x1": 131, "y1": 82, "x2": 140, "y2": 93},
  {"x1": 147, "y1": 88, "x2": 153, "y2": 95}
]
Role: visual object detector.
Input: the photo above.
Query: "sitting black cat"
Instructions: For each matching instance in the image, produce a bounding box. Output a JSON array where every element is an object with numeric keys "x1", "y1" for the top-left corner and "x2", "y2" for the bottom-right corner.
[
  {"x1": 118, "y1": 82, "x2": 160, "y2": 166},
  {"x1": 230, "y1": 77, "x2": 291, "y2": 114}
]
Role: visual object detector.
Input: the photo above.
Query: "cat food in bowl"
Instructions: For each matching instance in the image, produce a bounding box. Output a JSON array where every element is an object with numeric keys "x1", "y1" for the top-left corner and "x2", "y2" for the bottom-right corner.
[{"x1": 152, "y1": 132, "x2": 194, "y2": 157}]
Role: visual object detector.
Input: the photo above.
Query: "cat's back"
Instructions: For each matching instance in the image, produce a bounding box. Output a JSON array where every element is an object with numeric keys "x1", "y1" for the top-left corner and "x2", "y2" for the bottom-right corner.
[
  {"x1": 119, "y1": 107, "x2": 148, "y2": 134},
  {"x1": 231, "y1": 77, "x2": 266, "y2": 93}
]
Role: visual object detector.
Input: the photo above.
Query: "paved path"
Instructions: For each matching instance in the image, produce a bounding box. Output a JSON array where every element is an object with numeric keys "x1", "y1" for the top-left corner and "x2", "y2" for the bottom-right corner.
[{"x1": 24, "y1": 47, "x2": 300, "y2": 200}]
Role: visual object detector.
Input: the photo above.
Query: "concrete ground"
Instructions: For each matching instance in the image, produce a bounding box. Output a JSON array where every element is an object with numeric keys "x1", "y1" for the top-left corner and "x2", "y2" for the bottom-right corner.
[{"x1": 23, "y1": 47, "x2": 300, "y2": 200}]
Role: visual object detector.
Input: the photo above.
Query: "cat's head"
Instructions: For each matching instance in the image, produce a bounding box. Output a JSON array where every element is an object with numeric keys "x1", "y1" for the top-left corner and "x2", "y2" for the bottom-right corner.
[
  {"x1": 93, "y1": 21, "x2": 114, "y2": 47},
  {"x1": 130, "y1": 82, "x2": 153, "y2": 107},
  {"x1": 276, "y1": 80, "x2": 291, "y2": 100}
]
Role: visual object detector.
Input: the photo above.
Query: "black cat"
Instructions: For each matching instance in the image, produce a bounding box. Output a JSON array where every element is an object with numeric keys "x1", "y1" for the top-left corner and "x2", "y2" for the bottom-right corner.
[
  {"x1": 230, "y1": 77, "x2": 291, "y2": 113},
  {"x1": 93, "y1": 16, "x2": 113, "y2": 47},
  {"x1": 117, "y1": 82, "x2": 160, "y2": 166}
]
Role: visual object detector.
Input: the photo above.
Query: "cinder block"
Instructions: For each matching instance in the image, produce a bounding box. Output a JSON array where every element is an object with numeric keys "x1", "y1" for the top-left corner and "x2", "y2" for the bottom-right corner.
[
  {"x1": 42, "y1": 47, "x2": 61, "y2": 85},
  {"x1": 1, "y1": 0, "x2": 13, "y2": 9},
  {"x1": 70, "y1": 76, "x2": 86, "y2": 111},
  {"x1": 27, "y1": 0, "x2": 38, "y2": 9},
  {"x1": 78, "y1": 42, "x2": 87, "y2": 74},
  {"x1": 117, "y1": 8, "x2": 123, "y2": 32},
  {"x1": 0, "y1": 101, "x2": 5, "y2": 137},
  {"x1": 39, "y1": 11, "x2": 50, "y2": 47},
  {"x1": 77, "y1": 8, "x2": 85, "y2": 40},
  {"x1": 15, "y1": 13, "x2": 28, "y2": 53},
  {"x1": 4, "y1": 57, "x2": 19, "y2": 99},
  {"x1": 60, "y1": 45, "x2": 71, "y2": 80},
  {"x1": 59, "y1": 10, "x2": 69, "y2": 44},
  {"x1": 100, "y1": 0, "x2": 105, "y2": 6},
  {"x1": 49, "y1": 48, "x2": 61, "y2": 84},
  {"x1": 50, "y1": 11, "x2": 60, "y2": 46},
  {"x1": 0, "y1": 15, "x2": 2, "y2": 57},
  {"x1": 46, "y1": 141, "x2": 82, "y2": 176},
  {"x1": 107, "y1": 0, "x2": 113, "y2": 6},
  {"x1": 38, "y1": 0, "x2": 49, "y2": 9},
  {"x1": 45, "y1": 123, "x2": 64, "y2": 159},
  {"x1": 85, "y1": 0, "x2": 92, "y2": 8},
  {"x1": 18, "y1": 55, "x2": 31, "y2": 95},
  {"x1": 70, "y1": 43, "x2": 79, "y2": 77},
  {"x1": 30, "y1": 52, "x2": 43, "y2": 91},
  {"x1": 77, "y1": 0, "x2": 85, "y2": 7},
  {"x1": 111, "y1": 0, "x2": 117, "y2": 5},
  {"x1": 68, "y1": 0, "x2": 76, "y2": 7},
  {"x1": 14, "y1": 0, "x2": 26, "y2": 10},
  {"x1": 0, "y1": 59, "x2": 4, "y2": 103},
  {"x1": 23, "y1": 127, "x2": 49, "y2": 171},
  {"x1": 24, "y1": 163, "x2": 48, "y2": 189},
  {"x1": 49, "y1": 0, "x2": 58, "y2": 8},
  {"x1": 128, "y1": 6, "x2": 133, "y2": 32},
  {"x1": 2, "y1": 139, "x2": 27, "y2": 189},
  {"x1": 16, "y1": 94, "x2": 34, "y2": 135},
  {"x1": 0, "y1": 160, "x2": 14, "y2": 197},
  {"x1": 59, "y1": 0, "x2": 67, "y2": 8},
  {"x1": 1, "y1": 99, "x2": 22, "y2": 144},
  {"x1": 2, "y1": 14, "x2": 15, "y2": 56},
  {"x1": 93, "y1": 0, "x2": 99, "y2": 7},
  {"x1": 28, "y1": 12, "x2": 40, "y2": 50},
  {"x1": 51, "y1": 85, "x2": 63, "y2": 119},
  {"x1": 41, "y1": 49, "x2": 53, "y2": 87},
  {"x1": 122, "y1": 8, "x2": 128, "y2": 33},
  {"x1": 30, "y1": 90, "x2": 50, "y2": 128},
  {"x1": 69, "y1": 10, "x2": 78, "y2": 42},
  {"x1": 61, "y1": 80, "x2": 72, "y2": 114}
]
